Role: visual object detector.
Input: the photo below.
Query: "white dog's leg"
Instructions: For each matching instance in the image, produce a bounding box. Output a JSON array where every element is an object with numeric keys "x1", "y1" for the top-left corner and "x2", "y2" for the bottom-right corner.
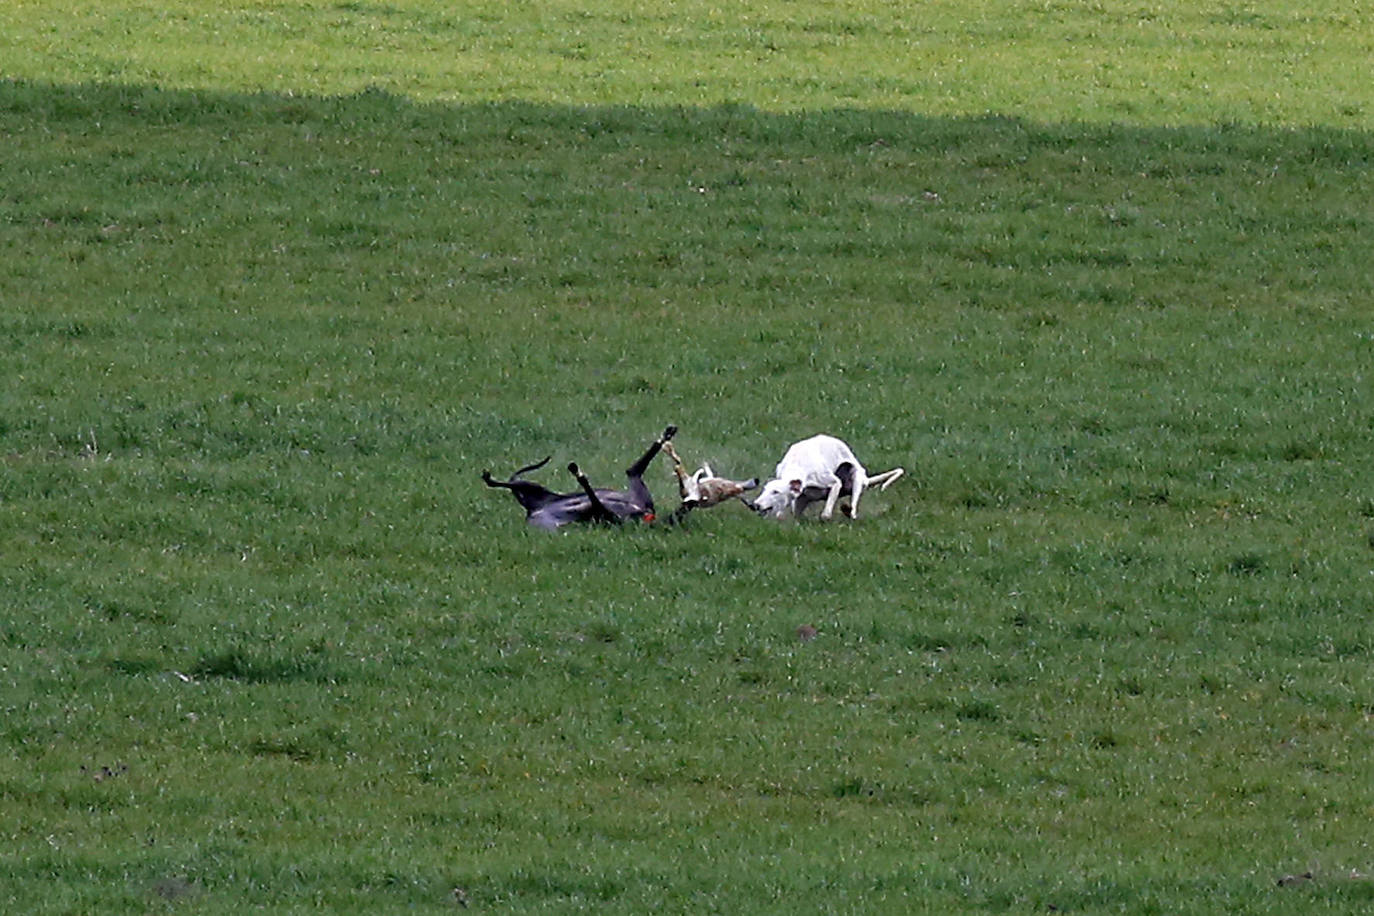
[
  {"x1": 849, "y1": 474, "x2": 868, "y2": 520},
  {"x1": 820, "y1": 478, "x2": 844, "y2": 520},
  {"x1": 851, "y1": 468, "x2": 903, "y2": 519}
]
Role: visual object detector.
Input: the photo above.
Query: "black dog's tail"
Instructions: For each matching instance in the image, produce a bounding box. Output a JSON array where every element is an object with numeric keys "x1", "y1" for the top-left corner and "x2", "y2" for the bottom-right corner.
[
  {"x1": 483, "y1": 455, "x2": 553, "y2": 486},
  {"x1": 510, "y1": 455, "x2": 553, "y2": 479}
]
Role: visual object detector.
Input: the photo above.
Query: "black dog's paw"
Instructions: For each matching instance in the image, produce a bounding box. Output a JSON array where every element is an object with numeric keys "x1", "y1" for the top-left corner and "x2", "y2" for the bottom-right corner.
[
  {"x1": 662, "y1": 425, "x2": 678, "y2": 441},
  {"x1": 480, "y1": 470, "x2": 495, "y2": 485},
  {"x1": 567, "y1": 462, "x2": 582, "y2": 476}
]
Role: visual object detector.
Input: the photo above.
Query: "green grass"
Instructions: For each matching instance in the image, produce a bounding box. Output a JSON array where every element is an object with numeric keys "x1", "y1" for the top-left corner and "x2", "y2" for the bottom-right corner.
[
  {"x1": 2, "y1": 0, "x2": 1371, "y2": 126},
  {"x1": 3, "y1": 1, "x2": 1374, "y2": 912}
]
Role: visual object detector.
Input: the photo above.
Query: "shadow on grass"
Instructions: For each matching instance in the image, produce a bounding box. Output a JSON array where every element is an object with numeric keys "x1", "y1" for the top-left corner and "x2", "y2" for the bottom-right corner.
[
  {"x1": 190, "y1": 646, "x2": 339, "y2": 685},
  {"x1": 4, "y1": 76, "x2": 1367, "y2": 340},
  {"x1": 2, "y1": 76, "x2": 1370, "y2": 477},
  {"x1": 5, "y1": 77, "x2": 1371, "y2": 155}
]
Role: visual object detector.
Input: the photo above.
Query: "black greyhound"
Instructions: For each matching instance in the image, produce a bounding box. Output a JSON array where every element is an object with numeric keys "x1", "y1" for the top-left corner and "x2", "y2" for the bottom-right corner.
[{"x1": 482, "y1": 426, "x2": 677, "y2": 529}]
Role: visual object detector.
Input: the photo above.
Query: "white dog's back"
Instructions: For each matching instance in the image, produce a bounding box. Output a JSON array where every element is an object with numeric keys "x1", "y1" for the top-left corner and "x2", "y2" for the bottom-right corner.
[{"x1": 775, "y1": 434, "x2": 865, "y2": 484}]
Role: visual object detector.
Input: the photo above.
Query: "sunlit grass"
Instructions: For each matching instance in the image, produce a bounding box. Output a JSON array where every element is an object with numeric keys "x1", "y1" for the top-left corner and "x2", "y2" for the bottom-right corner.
[{"x1": 1, "y1": 1, "x2": 1371, "y2": 126}]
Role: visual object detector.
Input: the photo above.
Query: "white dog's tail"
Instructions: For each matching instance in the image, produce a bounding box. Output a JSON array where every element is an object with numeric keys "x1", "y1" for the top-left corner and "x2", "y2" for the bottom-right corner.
[{"x1": 865, "y1": 467, "x2": 904, "y2": 490}]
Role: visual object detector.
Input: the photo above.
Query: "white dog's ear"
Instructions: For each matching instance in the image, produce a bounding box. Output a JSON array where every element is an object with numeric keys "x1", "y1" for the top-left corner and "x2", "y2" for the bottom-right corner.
[{"x1": 788, "y1": 479, "x2": 803, "y2": 494}]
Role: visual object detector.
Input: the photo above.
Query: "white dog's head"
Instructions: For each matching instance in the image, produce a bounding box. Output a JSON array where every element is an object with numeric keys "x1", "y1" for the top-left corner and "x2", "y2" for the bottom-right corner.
[{"x1": 750, "y1": 478, "x2": 802, "y2": 518}]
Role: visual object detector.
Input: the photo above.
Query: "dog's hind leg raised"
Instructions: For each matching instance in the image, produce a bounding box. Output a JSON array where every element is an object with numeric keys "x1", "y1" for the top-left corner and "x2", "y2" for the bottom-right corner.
[{"x1": 622, "y1": 425, "x2": 676, "y2": 508}]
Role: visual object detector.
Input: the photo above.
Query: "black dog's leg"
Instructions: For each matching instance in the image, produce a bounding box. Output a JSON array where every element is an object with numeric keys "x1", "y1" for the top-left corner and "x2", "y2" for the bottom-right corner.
[
  {"x1": 567, "y1": 463, "x2": 623, "y2": 524},
  {"x1": 625, "y1": 425, "x2": 676, "y2": 479},
  {"x1": 622, "y1": 425, "x2": 676, "y2": 509},
  {"x1": 481, "y1": 457, "x2": 562, "y2": 515}
]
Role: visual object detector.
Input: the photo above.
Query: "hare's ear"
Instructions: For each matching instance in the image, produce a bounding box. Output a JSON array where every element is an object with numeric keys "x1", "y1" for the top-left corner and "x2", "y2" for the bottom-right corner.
[{"x1": 788, "y1": 479, "x2": 803, "y2": 494}]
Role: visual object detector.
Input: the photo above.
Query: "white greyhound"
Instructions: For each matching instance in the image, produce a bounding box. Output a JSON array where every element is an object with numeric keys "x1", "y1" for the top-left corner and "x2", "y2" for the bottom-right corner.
[{"x1": 750, "y1": 434, "x2": 904, "y2": 521}]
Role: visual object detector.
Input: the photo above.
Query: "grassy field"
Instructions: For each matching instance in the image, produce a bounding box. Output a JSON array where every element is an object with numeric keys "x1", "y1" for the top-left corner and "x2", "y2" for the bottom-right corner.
[
  {"x1": 3, "y1": 2, "x2": 1374, "y2": 913},
  {"x1": 2, "y1": 0, "x2": 1371, "y2": 125}
]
